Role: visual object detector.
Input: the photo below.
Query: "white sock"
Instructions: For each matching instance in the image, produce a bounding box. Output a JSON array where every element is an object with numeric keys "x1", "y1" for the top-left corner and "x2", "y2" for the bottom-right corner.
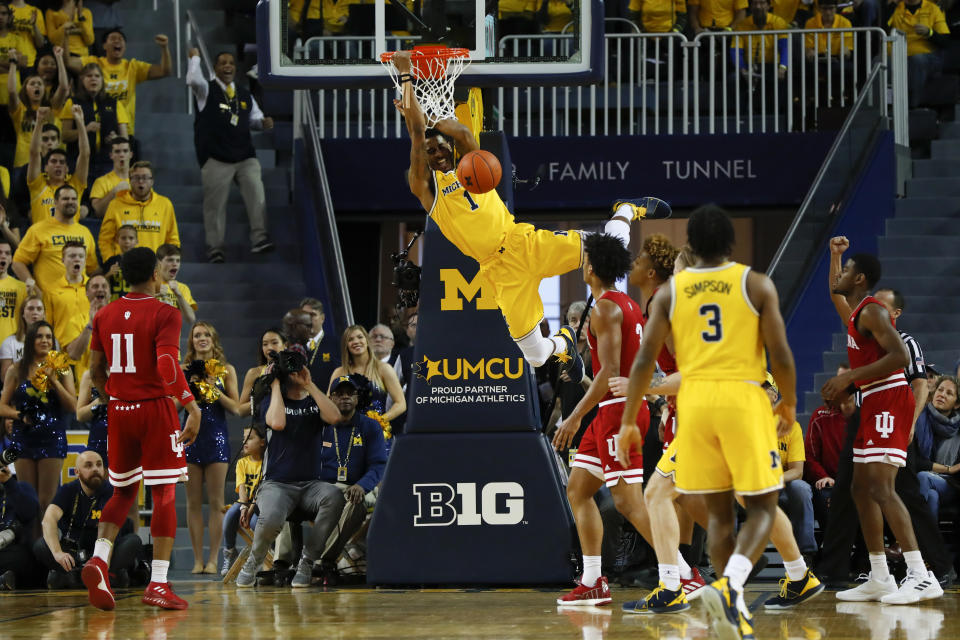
[
  {"x1": 869, "y1": 552, "x2": 890, "y2": 581},
  {"x1": 151, "y1": 559, "x2": 170, "y2": 584},
  {"x1": 723, "y1": 553, "x2": 753, "y2": 593},
  {"x1": 581, "y1": 555, "x2": 602, "y2": 587},
  {"x1": 902, "y1": 550, "x2": 926, "y2": 576},
  {"x1": 93, "y1": 538, "x2": 113, "y2": 563},
  {"x1": 515, "y1": 331, "x2": 558, "y2": 367},
  {"x1": 676, "y1": 551, "x2": 693, "y2": 580},
  {"x1": 604, "y1": 206, "x2": 633, "y2": 246},
  {"x1": 659, "y1": 563, "x2": 681, "y2": 591},
  {"x1": 783, "y1": 557, "x2": 807, "y2": 582}
]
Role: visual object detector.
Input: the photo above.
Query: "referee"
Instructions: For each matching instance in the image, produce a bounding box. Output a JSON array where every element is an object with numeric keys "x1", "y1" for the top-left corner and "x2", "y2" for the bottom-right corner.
[{"x1": 818, "y1": 286, "x2": 953, "y2": 586}]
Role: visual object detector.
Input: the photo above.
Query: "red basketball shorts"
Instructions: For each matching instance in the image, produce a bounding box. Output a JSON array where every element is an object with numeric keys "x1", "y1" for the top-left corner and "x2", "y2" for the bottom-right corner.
[
  {"x1": 108, "y1": 397, "x2": 188, "y2": 487},
  {"x1": 572, "y1": 398, "x2": 649, "y2": 487},
  {"x1": 853, "y1": 378, "x2": 915, "y2": 468}
]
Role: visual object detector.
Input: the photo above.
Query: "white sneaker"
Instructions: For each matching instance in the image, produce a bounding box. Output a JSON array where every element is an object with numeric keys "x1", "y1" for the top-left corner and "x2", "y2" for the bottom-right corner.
[
  {"x1": 835, "y1": 572, "x2": 897, "y2": 601},
  {"x1": 879, "y1": 570, "x2": 944, "y2": 605}
]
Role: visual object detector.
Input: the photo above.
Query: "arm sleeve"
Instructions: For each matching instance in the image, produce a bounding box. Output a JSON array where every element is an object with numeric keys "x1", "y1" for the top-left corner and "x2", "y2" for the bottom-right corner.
[
  {"x1": 80, "y1": 8, "x2": 94, "y2": 46},
  {"x1": 249, "y1": 95, "x2": 265, "y2": 129},
  {"x1": 83, "y1": 226, "x2": 97, "y2": 275},
  {"x1": 98, "y1": 203, "x2": 118, "y2": 261},
  {"x1": 155, "y1": 305, "x2": 195, "y2": 404},
  {"x1": 45, "y1": 10, "x2": 64, "y2": 46},
  {"x1": 12, "y1": 228, "x2": 40, "y2": 264},
  {"x1": 132, "y1": 59, "x2": 151, "y2": 83},
  {"x1": 164, "y1": 199, "x2": 180, "y2": 247},
  {"x1": 89, "y1": 310, "x2": 103, "y2": 352},
  {"x1": 185, "y1": 55, "x2": 209, "y2": 111},
  {"x1": 90, "y1": 176, "x2": 109, "y2": 200},
  {"x1": 902, "y1": 333, "x2": 926, "y2": 382},
  {"x1": 777, "y1": 35, "x2": 788, "y2": 65},
  {"x1": 115, "y1": 100, "x2": 130, "y2": 125},
  {"x1": 803, "y1": 415, "x2": 829, "y2": 481},
  {"x1": 787, "y1": 423, "x2": 805, "y2": 462}
]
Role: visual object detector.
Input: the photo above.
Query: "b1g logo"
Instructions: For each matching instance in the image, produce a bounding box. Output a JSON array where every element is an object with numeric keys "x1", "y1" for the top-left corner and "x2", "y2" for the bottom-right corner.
[{"x1": 412, "y1": 482, "x2": 524, "y2": 526}]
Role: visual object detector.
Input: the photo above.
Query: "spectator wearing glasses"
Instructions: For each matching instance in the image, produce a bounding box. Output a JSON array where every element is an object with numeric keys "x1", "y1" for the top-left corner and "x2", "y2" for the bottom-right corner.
[
  {"x1": 98, "y1": 161, "x2": 179, "y2": 261},
  {"x1": 368, "y1": 323, "x2": 395, "y2": 364}
]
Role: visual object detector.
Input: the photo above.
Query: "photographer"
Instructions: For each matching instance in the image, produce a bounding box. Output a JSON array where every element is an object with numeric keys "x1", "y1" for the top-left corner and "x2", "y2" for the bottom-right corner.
[
  {"x1": 0, "y1": 450, "x2": 41, "y2": 590},
  {"x1": 318, "y1": 376, "x2": 386, "y2": 578},
  {"x1": 236, "y1": 350, "x2": 345, "y2": 589},
  {"x1": 33, "y1": 450, "x2": 142, "y2": 589}
]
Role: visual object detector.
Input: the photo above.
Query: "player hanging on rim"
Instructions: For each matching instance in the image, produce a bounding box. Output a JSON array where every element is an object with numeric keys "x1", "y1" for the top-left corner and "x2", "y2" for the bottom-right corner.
[
  {"x1": 822, "y1": 253, "x2": 943, "y2": 604},
  {"x1": 616, "y1": 205, "x2": 797, "y2": 640},
  {"x1": 389, "y1": 49, "x2": 669, "y2": 378},
  {"x1": 550, "y1": 233, "x2": 662, "y2": 606},
  {"x1": 81, "y1": 247, "x2": 203, "y2": 611}
]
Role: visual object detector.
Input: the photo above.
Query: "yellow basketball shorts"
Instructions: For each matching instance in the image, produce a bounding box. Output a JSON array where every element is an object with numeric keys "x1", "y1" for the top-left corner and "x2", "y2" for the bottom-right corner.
[
  {"x1": 655, "y1": 438, "x2": 679, "y2": 479},
  {"x1": 674, "y1": 380, "x2": 783, "y2": 496},
  {"x1": 479, "y1": 224, "x2": 583, "y2": 339}
]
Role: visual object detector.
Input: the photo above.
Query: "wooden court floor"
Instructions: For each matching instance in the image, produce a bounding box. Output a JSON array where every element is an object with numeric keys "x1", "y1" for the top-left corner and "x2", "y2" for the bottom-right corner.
[{"x1": 1, "y1": 580, "x2": 958, "y2": 639}]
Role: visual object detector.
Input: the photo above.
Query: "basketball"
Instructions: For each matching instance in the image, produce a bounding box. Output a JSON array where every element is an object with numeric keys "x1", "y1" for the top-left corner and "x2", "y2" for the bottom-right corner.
[{"x1": 457, "y1": 149, "x2": 502, "y2": 194}]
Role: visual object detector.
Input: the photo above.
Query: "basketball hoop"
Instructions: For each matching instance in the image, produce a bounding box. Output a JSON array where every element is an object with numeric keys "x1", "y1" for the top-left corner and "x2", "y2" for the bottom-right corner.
[{"x1": 381, "y1": 46, "x2": 471, "y2": 126}]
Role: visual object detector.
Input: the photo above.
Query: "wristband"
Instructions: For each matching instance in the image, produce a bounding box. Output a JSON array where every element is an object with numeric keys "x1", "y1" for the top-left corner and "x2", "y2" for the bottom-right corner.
[
  {"x1": 845, "y1": 383, "x2": 857, "y2": 395},
  {"x1": 399, "y1": 73, "x2": 413, "y2": 84}
]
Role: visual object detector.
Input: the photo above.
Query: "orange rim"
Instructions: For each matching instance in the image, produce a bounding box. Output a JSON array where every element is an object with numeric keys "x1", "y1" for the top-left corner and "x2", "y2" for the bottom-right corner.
[{"x1": 380, "y1": 46, "x2": 470, "y2": 78}]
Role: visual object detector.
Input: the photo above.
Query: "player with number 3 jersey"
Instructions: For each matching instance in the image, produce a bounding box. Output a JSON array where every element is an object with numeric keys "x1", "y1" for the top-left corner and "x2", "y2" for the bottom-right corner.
[{"x1": 80, "y1": 247, "x2": 202, "y2": 612}]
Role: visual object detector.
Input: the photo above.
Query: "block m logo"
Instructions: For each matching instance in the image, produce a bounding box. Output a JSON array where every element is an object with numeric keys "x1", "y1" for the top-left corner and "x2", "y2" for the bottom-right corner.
[{"x1": 439, "y1": 269, "x2": 498, "y2": 311}]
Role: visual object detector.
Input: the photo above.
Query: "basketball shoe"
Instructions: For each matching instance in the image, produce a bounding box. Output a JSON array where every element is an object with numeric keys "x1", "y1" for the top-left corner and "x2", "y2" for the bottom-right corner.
[
  {"x1": 879, "y1": 569, "x2": 943, "y2": 604},
  {"x1": 835, "y1": 572, "x2": 897, "y2": 601},
  {"x1": 557, "y1": 576, "x2": 612, "y2": 606},
  {"x1": 682, "y1": 567, "x2": 707, "y2": 601},
  {"x1": 554, "y1": 325, "x2": 584, "y2": 384},
  {"x1": 81, "y1": 557, "x2": 116, "y2": 611},
  {"x1": 701, "y1": 577, "x2": 754, "y2": 640},
  {"x1": 764, "y1": 569, "x2": 825, "y2": 609},
  {"x1": 611, "y1": 197, "x2": 673, "y2": 221},
  {"x1": 622, "y1": 582, "x2": 690, "y2": 614},
  {"x1": 142, "y1": 582, "x2": 189, "y2": 610}
]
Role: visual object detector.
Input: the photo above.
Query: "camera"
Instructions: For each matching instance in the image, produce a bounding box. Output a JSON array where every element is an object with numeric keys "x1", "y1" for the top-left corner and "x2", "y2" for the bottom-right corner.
[
  {"x1": 269, "y1": 349, "x2": 308, "y2": 379},
  {"x1": 0, "y1": 442, "x2": 21, "y2": 467},
  {"x1": 391, "y1": 231, "x2": 422, "y2": 310}
]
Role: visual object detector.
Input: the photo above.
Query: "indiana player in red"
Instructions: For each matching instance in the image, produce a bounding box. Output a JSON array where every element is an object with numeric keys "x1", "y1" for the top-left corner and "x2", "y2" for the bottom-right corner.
[
  {"x1": 552, "y1": 233, "x2": 654, "y2": 606},
  {"x1": 80, "y1": 247, "x2": 202, "y2": 611},
  {"x1": 823, "y1": 253, "x2": 943, "y2": 604}
]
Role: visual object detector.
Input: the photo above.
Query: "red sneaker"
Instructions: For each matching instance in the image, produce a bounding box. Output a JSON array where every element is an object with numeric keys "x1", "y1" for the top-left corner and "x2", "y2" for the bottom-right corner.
[
  {"x1": 682, "y1": 567, "x2": 707, "y2": 601},
  {"x1": 81, "y1": 557, "x2": 116, "y2": 611},
  {"x1": 557, "y1": 576, "x2": 612, "y2": 606},
  {"x1": 142, "y1": 582, "x2": 189, "y2": 610}
]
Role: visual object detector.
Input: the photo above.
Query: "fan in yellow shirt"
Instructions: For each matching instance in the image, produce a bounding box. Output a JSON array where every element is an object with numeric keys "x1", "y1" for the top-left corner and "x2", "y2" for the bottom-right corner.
[
  {"x1": 67, "y1": 29, "x2": 171, "y2": 135},
  {"x1": 0, "y1": 240, "x2": 26, "y2": 344},
  {"x1": 629, "y1": 0, "x2": 688, "y2": 33},
  {"x1": 804, "y1": 0, "x2": 853, "y2": 57},
  {"x1": 26, "y1": 105, "x2": 88, "y2": 224},
  {"x1": 42, "y1": 241, "x2": 89, "y2": 353},
  {"x1": 7, "y1": 47, "x2": 68, "y2": 168},
  {"x1": 89, "y1": 137, "x2": 132, "y2": 217},
  {"x1": 46, "y1": 0, "x2": 94, "y2": 57},
  {"x1": 8, "y1": 0, "x2": 44, "y2": 67},
  {"x1": 0, "y1": 5, "x2": 27, "y2": 108},
  {"x1": 98, "y1": 161, "x2": 179, "y2": 260},
  {"x1": 12, "y1": 184, "x2": 97, "y2": 294},
  {"x1": 155, "y1": 243, "x2": 197, "y2": 325}
]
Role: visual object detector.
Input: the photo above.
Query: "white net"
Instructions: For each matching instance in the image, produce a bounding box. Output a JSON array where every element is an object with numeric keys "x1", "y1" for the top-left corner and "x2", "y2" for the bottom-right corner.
[{"x1": 381, "y1": 47, "x2": 470, "y2": 127}]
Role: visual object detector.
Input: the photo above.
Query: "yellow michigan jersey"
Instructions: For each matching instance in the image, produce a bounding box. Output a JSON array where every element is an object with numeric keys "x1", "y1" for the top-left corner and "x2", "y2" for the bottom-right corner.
[
  {"x1": 670, "y1": 262, "x2": 780, "y2": 495},
  {"x1": 430, "y1": 170, "x2": 515, "y2": 262},
  {"x1": 430, "y1": 169, "x2": 582, "y2": 339}
]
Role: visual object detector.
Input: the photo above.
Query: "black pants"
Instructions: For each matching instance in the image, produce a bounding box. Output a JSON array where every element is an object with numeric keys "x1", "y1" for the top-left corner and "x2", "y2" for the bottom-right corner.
[
  {"x1": 0, "y1": 539, "x2": 43, "y2": 588},
  {"x1": 33, "y1": 533, "x2": 142, "y2": 576},
  {"x1": 819, "y1": 411, "x2": 952, "y2": 580}
]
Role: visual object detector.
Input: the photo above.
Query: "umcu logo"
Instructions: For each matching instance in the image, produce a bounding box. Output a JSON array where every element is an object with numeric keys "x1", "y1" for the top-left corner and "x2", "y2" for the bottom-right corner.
[
  {"x1": 415, "y1": 355, "x2": 524, "y2": 382},
  {"x1": 439, "y1": 269, "x2": 497, "y2": 311},
  {"x1": 412, "y1": 482, "x2": 524, "y2": 526}
]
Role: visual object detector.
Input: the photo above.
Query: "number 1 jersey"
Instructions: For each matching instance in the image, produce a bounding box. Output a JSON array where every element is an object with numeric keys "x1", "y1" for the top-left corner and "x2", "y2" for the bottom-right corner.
[
  {"x1": 669, "y1": 262, "x2": 765, "y2": 383},
  {"x1": 429, "y1": 170, "x2": 515, "y2": 262},
  {"x1": 90, "y1": 292, "x2": 184, "y2": 401}
]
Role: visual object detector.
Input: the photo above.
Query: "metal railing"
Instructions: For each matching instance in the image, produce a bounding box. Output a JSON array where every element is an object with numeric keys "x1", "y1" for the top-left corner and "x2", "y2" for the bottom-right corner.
[
  {"x1": 767, "y1": 63, "x2": 889, "y2": 311},
  {"x1": 295, "y1": 27, "x2": 908, "y2": 141},
  {"x1": 297, "y1": 89, "x2": 355, "y2": 329}
]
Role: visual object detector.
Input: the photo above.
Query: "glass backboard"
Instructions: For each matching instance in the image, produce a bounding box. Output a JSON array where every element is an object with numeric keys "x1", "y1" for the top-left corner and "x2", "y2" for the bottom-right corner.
[{"x1": 257, "y1": 0, "x2": 603, "y2": 88}]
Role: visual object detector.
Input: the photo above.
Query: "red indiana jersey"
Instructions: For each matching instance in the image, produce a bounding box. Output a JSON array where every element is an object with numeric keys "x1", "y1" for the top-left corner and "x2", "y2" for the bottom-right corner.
[
  {"x1": 847, "y1": 296, "x2": 906, "y2": 389},
  {"x1": 90, "y1": 293, "x2": 184, "y2": 402},
  {"x1": 587, "y1": 290, "x2": 645, "y2": 403}
]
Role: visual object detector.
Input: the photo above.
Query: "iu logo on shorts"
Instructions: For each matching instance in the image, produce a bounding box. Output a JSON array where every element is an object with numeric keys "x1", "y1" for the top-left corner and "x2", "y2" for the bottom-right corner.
[
  {"x1": 168, "y1": 433, "x2": 184, "y2": 458},
  {"x1": 875, "y1": 412, "x2": 895, "y2": 439},
  {"x1": 606, "y1": 434, "x2": 621, "y2": 457}
]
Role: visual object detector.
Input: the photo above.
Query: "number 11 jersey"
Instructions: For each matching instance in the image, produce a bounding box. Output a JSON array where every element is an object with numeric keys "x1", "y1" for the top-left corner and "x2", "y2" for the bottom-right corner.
[
  {"x1": 90, "y1": 292, "x2": 184, "y2": 401},
  {"x1": 669, "y1": 261, "x2": 765, "y2": 383}
]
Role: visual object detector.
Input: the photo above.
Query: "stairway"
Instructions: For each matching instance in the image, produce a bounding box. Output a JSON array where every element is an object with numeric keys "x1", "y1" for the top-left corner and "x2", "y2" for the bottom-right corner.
[
  {"x1": 803, "y1": 104, "x2": 960, "y2": 417},
  {"x1": 111, "y1": 0, "x2": 308, "y2": 572}
]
